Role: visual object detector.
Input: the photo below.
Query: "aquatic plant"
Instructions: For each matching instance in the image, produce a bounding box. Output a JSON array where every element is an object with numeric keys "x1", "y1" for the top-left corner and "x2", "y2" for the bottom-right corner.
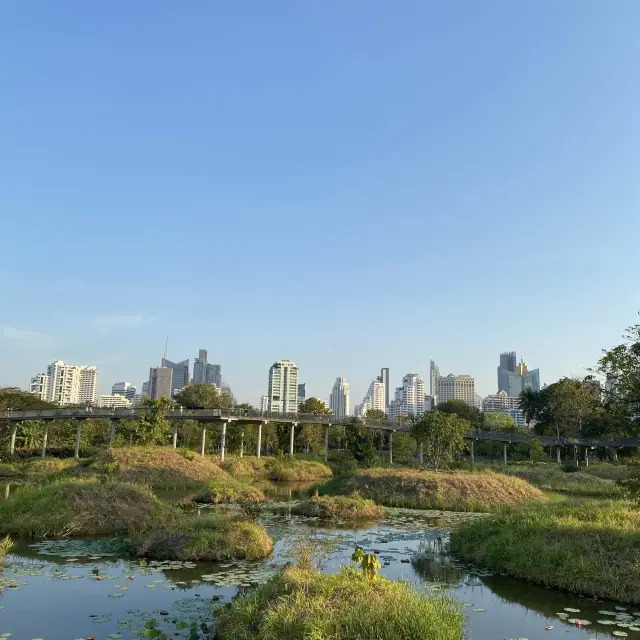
[
  {"x1": 351, "y1": 546, "x2": 381, "y2": 580},
  {"x1": 450, "y1": 499, "x2": 640, "y2": 603},
  {"x1": 213, "y1": 564, "x2": 464, "y2": 639},
  {"x1": 0, "y1": 535, "x2": 13, "y2": 563}
]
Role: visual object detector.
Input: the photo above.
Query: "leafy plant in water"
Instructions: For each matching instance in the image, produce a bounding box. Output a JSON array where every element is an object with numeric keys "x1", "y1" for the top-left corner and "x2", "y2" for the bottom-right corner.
[
  {"x1": 351, "y1": 545, "x2": 381, "y2": 580},
  {"x1": 237, "y1": 495, "x2": 263, "y2": 520},
  {"x1": 0, "y1": 536, "x2": 13, "y2": 562}
]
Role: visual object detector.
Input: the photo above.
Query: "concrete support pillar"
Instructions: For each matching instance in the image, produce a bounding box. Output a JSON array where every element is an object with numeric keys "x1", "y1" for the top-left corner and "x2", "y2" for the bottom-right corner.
[
  {"x1": 171, "y1": 424, "x2": 178, "y2": 449},
  {"x1": 110, "y1": 420, "x2": 117, "y2": 445},
  {"x1": 585, "y1": 448, "x2": 589, "y2": 467},
  {"x1": 503, "y1": 443, "x2": 508, "y2": 467},
  {"x1": 41, "y1": 421, "x2": 50, "y2": 459},
  {"x1": 200, "y1": 426, "x2": 207, "y2": 458},
  {"x1": 74, "y1": 420, "x2": 83, "y2": 459},
  {"x1": 4, "y1": 483, "x2": 10, "y2": 500},
  {"x1": 239, "y1": 428, "x2": 244, "y2": 458},
  {"x1": 470, "y1": 440, "x2": 475, "y2": 468},
  {"x1": 613, "y1": 448, "x2": 619, "y2": 464},
  {"x1": 9, "y1": 424, "x2": 17, "y2": 456},
  {"x1": 389, "y1": 431, "x2": 394, "y2": 465},
  {"x1": 556, "y1": 446, "x2": 561, "y2": 465},
  {"x1": 220, "y1": 421, "x2": 227, "y2": 462},
  {"x1": 256, "y1": 422, "x2": 263, "y2": 458},
  {"x1": 575, "y1": 445, "x2": 579, "y2": 467},
  {"x1": 289, "y1": 423, "x2": 296, "y2": 456},
  {"x1": 324, "y1": 425, "x2": 330, "y2": 462},
  {"x1": 419, "y1": 442, "x2": 424, "y2": 464}
]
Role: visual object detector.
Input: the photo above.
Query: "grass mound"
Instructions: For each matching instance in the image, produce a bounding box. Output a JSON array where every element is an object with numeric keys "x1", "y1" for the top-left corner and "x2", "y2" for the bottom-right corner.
[
  {"x1": 214, "y1": 564, "x2": 463, "y2": 640},
  {"x1": 194, "y1": 478, "x2": 266, "y2": 504},
  {"x1": 293, "y1": 492, "x2": 384, "y2": 521},
  {"x1": 222, "y1": 456, "x2": 333, "y2": 482},
  {"x1": 135, "y1": 514, "x2": 273, "y2": 562},
  {"x1": 449, "y1": 500, "x2": 640, "y2": 603},
  {"x1": 96, "y1": 446, "x2": 226, "y2": 489},
  {"x1": 503, "y1": 465, "x2": 621, "y2": 496},
  {"x1": 0, "y1": 479, "x2": 173, "y2": 539},
  {"x1": 329, "y1": 468, "x2": 542, "y2": 512}
]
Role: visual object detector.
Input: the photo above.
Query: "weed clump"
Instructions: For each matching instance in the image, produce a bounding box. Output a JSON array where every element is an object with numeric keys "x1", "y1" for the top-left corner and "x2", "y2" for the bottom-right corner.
[
  {"x1": 292, "y1": 492, "x2": 384, "y2": 521},
  {"x1": 194, "y1": 478, "x2": 266, "y2": 505}
]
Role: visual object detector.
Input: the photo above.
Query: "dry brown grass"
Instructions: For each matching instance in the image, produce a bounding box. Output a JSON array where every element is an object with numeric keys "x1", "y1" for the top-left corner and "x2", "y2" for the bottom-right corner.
[
  {"x1": 331, "y1": 468, "x2": 543, "y2": 512},
  {"x1": 96, "y1": 446, "x2": 227, "y2": 489},
  {"x1": 293, "y1": 492, "x2": 385, "y2": 521},
  {"x1": 221, "y1": 455, "x2": 333, "y2": 482}
]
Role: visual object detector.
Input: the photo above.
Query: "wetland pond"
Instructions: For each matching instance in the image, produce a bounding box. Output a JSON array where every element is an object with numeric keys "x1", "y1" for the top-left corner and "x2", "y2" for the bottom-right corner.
[{"x1": 0, "y1": 481, "x2": 637, "y2": 640}]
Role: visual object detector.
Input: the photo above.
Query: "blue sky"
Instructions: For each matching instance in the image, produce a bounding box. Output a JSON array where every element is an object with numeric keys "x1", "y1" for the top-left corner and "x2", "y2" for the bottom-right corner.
[{"x1": 1, "y1": 0, "x2": 640, "y2": 406}]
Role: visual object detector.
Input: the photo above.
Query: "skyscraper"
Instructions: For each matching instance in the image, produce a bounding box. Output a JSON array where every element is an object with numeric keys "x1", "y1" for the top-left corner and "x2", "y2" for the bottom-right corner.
[
  {"x1": 298, "y1": 383, "x2": 306, "y2": 408},
  {"x1": 161, "y1": 357, "x2": 189, "y2": 396},
  {"x1": 148, "y1": 366, "x2": 173, "y2": 399},
  {"x1": 378, "y1": 368, "x2": 390, "y2": 414},
  {"x1": 388, "y1": 373, "x2": 426, "y2": 420},
  {"x1": 208, "y1": 364, "x2": 222, "y2": 388},
  {"x1": 429, "y1": 360, "x2": 440, "y2": 398},
  {"x1": 78, "y1": 366, "x2": 100, "y2": 405},
  {"x1": 497, "y1": 352, "x2": 540, "y2": 397},
  {"x1": 267, "y1": 360, "x2": 299, "y2": 413},
  {"x1": 112, "y1": 382, "x2": 137, "y2": 402},
  {"x1": 30, "y1": 361, "x2": 100, "y2": 406},
  {"x1": 436, "y1": 374, "x2": 475, "y2": 405},
  {"x1": 192, "y1": 349, "x2": 209, "y2": 384},
  {"x1": 260, "y1": 395, "x2": 269, "y2": 414},
  {"x1": 355, "y1": 379, "x2": 386, "y2": 417},
  {"x1": 329, "y1": 377, "x2": 350, "y2": 418}
]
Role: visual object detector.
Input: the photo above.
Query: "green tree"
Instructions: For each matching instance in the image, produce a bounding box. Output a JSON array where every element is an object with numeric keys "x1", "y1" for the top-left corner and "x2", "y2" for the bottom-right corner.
[
  {"x1": 483, "y1": 412, "x2": 516, "y2": 432},
  {"x1": 136, "y1": 396, "x2": 174, "y2": 444},
  {"x1": 298, "y1": 397, "x2": 331, "y2": 453},
  {"x1": 436, "y1": 400, "x2": 483, "y2": 427},
  {"x1": 174, "y1": 384, "x2": 232, "y2": 409},
  {"x1": 411, "y1": 412, "x2": 469, "y2": 471},
  {"x1": 0, "y1": 387, "x2": 54, "y2": 410},
  {"x1": 518, "y1": 387, "x2": 540, "y2": 427},
  {"x1": 364, "y1": 409, "x2": 388, "y2": 422}
]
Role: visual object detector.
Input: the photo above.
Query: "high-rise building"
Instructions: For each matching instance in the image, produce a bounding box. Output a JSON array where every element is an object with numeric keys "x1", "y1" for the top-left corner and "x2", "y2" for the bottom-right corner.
[
  {"x1": 388, "y1": 373, "x2": 426, "y2": 420},
  {"x1": 260, "y1": 394, "x2": 269, "y2": 414},
  {"x1": 329, "y1": 377, "x2": 350, "y2": 418},
  {"x1": 148, "y1": 366, "x2": 173, "y2": 399},
  {"x1": 429, "y1": 360, "x2": 440, "y2": 398},
  {"x1": 30, "y1": 361, "x2": 99, "y2": 406},
  {"x1": 378, "y1": 368, "x2": 390, "y2": 414},
  {"x1": 267, "y1": 360, "x2": 299, "y2": 413},
  {"x1": 161, "y1": 358, "x2": 189, "y2": 396},
  {"x1": 192, "y1": 349, "x2": 222, "y2": 388},
  {"x1": 99, "y1": 394, "x2": 133, "y2": 409},
  {"x1": 355, "y1": 379, "x2": 386, "y2": 417},
  {"x1": 141, "y1": 381, "x2": 149, "y2": 396},
  {"x1": 298, "y1": 383, "x2": 306, "y2": 408},
  {"x1": 483, "y1": 390, "x2": 525, "y2": 427},
  {"x1": 112, "y1": 382, "x2": 137, "y2": 402},
  {"x1": 497, "y1": 352, "x2": 540, "y2": 397},
  {"x1": 29, "y1": 373, "x2": 49, "y2": 401},
  {"x1": 436, "y1": 374, "x2": 475, "y2": 405},
  {"x1": 78, "y1": 366, "x2": 99, "y2": 405}
]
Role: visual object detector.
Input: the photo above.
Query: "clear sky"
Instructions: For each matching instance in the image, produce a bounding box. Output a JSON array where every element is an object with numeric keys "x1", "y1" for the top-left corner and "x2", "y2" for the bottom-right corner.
[{"x1": 1, "y1": 0, "x2": 640, "y2": 406}]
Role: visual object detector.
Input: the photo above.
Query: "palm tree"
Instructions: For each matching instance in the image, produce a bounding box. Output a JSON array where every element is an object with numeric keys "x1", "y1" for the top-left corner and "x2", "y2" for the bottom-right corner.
[{"x1": 519, "y1": 388, "x2": 538, "y2": 428}]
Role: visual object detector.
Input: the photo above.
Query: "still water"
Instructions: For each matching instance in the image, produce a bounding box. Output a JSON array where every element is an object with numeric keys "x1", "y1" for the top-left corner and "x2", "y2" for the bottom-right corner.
[{"x1": 0, "y1": 485, "x2": 637, "y2": 639}]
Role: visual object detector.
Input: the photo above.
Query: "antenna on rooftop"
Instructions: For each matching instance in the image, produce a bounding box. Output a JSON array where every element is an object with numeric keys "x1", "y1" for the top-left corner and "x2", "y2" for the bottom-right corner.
[{"x1": 162, "y1": 336, "x2": 168, "y2": 365}]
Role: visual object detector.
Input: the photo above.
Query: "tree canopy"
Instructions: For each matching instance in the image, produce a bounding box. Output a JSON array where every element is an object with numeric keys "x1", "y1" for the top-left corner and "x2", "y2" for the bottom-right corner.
[
  {"x1": 411, "y1": 411, "x2": 469, "y2": 471},
  {"x1": 0, "y1": 388, "x2": 55, "y2": 411},
  {"x1": 174, "y1": 384, "x2": 232, "y2": 409},
  {"x1": 436, "y1": 399, "x2": 482, "y2": 427},
  {"x1": 299, "y1": 398, "x2": 332, "y2": 415},
  {"x1": 365, "y1": 409, "x2": 388, "y2": 422}
]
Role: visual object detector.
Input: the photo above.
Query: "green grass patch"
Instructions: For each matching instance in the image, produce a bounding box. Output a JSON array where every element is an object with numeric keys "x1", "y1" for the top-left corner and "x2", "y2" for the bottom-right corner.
[
  {"x1": 502, "y1": 465, "x2": 622, "y2": 497},
  {"x1": 449, "y1": 499, "x2": 640, "y2": 604},
  {"x1": 135, "y1": 514, "x2": 273, "y2": 561},
  {"x1": 214, "y1": 564, "x2": 463, "y2": 640},
  {"x1": 326, "y1": 468, "x2": 543, "y2": 512},
  {"x1": 93, "y1": 446, "x2": 226, "y2": 489},
  {"x1": 194, "y1": 478, "x2": 266, "y2": 505},
  {"x1": 221, "y1": 455, "x2": 333, "y2": 482},
  {"x1": 0, "y1": 535, "x2": 13, "y2": 563},
  {"x1": 0, "y1": 479, "x2": 175, "y2": 539},
  {"x1": 292, "y1": 492, "x2": 385, "y2": 521}
]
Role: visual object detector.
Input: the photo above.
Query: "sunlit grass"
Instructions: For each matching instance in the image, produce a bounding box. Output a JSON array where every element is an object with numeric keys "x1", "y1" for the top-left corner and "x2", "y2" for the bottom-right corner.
[{"x1": 292, "y1": 492, "x2": 385, "y2": 521}]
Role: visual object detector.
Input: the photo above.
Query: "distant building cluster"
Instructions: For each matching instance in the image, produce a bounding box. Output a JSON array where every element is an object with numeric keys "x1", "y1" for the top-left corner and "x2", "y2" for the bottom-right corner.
[{"x1": 30, "y1": 361, "x2": 99, "y2": 406}]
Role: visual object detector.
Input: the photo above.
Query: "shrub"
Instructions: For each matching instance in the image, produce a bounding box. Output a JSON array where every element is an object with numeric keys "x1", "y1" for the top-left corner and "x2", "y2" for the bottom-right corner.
[
  {"x1": 0, "y1": 479, "x2": 174, "y2": 539},
  {"x1": 213, "y1": 564, "x2": 463, "y2": 640},
  {"x1": 194, "y1": 478, "x2": 266, "y2": 505},
  {"x1": 450, "y1": 500, "x2": 640, "y2": 603},
  {"x1": 135, "y1": 514, "x2": 273, "y2": 561},
  {"x1": 292, "y1": 492, "x2": 384, "y2": 521}
]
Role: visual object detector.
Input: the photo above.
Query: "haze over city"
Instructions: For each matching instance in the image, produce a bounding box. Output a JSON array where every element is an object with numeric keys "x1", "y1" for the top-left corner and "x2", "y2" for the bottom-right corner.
[{"x1": 2, "y1": 1, "x2": 640, "y2": 405}]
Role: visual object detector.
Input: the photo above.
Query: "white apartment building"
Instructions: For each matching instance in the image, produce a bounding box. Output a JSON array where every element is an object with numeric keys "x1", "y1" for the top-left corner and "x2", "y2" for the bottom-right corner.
[
  {"x1": 29, "y1": 373, "x2": 50, "y2": 401},
  {"x1": 355, "y1": 379, "x2": 385, "y2": 417},
  {"x1": 436, "y1": 374, "x2": 475, "y2": 405},
  {"x1": 99, "y1": 394, "x2": 133, "y2": 409},
  {"x1": 388, "y1": 373, "x2": 426, "y2": 420},
  {"x1": 329, "y1": 377, "x2": 350, "y2": 419},
  {"x1": 483, "y1": 390, "x2": 525, "y2": 427},
  {"x1": 78, "y1": 366, "x2": 99, "y2": 405},
  {"x1": 267, "y1": 360, "x2": 299, "y2": 413},
  {"x1": 260, "y1": 394, "x2": 269, "y2": 414},
  {"x1": 29, "y1": 361, "x2": 100, "y2": 406},
  {"x1": 112, "y1": 382, "x2": 137, "y2": 402}
]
